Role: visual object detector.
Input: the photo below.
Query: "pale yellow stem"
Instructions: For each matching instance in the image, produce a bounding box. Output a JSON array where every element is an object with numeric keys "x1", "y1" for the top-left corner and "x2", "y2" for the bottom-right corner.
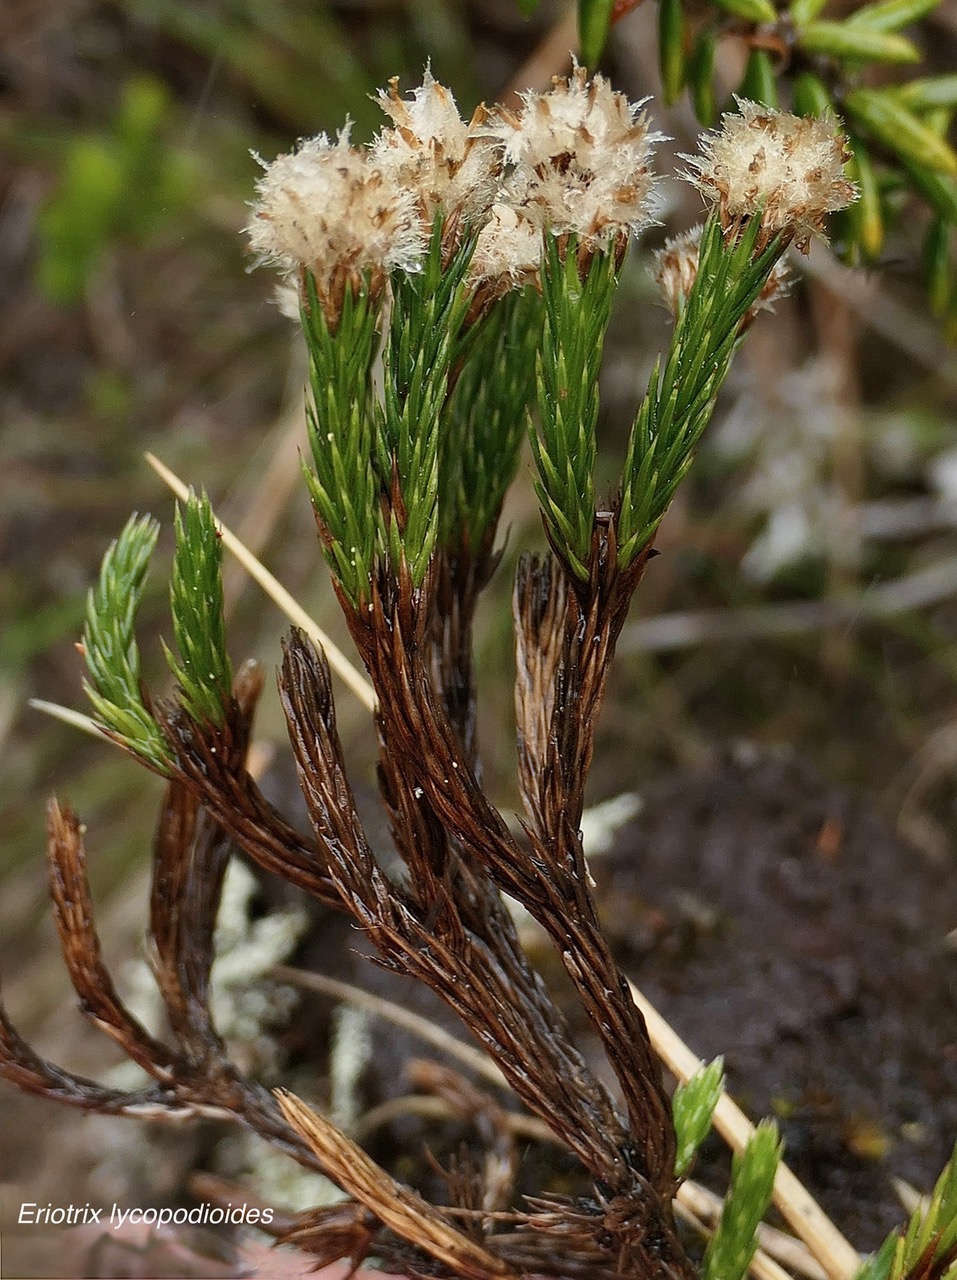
[{"x1": 29, "y1": 699, "x2": 107, "y2": 740}]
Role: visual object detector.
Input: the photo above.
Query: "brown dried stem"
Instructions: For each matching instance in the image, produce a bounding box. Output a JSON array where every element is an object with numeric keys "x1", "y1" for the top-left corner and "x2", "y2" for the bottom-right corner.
[
  {"x1": 280, "y1": 630, "x2": 630, "y2": 1185},
  {"x1": 0, "y1": 668, "x2": 345, "y2": 1180},
  {"x1": 407, "y1": 1058, "x2": 519, "y2": 1215},
  {"x1": 46, "y1": 798, "x2": 178, "y2": 1079},
  {"x1": 511, "y1": 530, "x2": 678, "y2": 1192},
  {"x1": 155, "y1": 699, "x2": 341, "y2": 911},
  {"x1": 0, "y1": 1000, "x2": 175, "y2": 1114},
  {"x1": 341, "y1": 550, "x2": 680, "y2": 1206},
  {"x1": 276, "y1": 1089, "x2": 517, "y2": 1280}
]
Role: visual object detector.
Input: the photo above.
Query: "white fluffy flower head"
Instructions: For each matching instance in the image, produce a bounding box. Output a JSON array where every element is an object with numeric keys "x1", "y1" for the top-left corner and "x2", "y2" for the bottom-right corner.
[
  {"x1": 470, "y1": 203, "x2": 543, "y2": 294},
  {"x1": 371, "y1": 69, "x2": 499, "y2": 231},
  {"x1": 685, "y1": 101, "x2": 857, "y2": 252},
  {"x1": 488, "y1": 64, "x2": 660, "y2": 248},
  {"x1": 247, "y1": 128, "x2": 426, "y2": 321}
]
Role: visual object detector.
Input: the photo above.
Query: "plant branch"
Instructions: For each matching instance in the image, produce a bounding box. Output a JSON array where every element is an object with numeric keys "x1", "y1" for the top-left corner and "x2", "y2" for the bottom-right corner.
[
  {"x1": 628, "y1": 980, "x2": 862, "y2": 1280},
  {"x1": 279, "y1": 629, "x2": 633, "y2": 1185},
  {"x1": 145, "y1": 452, "x2": 376, "y2": 712},
  {"x1": 276, "y1": 1088, "x2": 517, "y2": 1279}
]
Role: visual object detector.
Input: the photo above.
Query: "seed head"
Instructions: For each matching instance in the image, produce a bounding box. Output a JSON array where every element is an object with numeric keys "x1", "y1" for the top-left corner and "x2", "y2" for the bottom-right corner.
[
  {"x1": 371, "y1": 69, "x2": 500, "y2": 233},
  {"x1": 654, "y1": 224, "x2": 791, "y2": 326},
  {"x1": 685, "y1": 101, "x2": 857, "y2": 252},
  {"x1": 468, "y1": 203, "x2": 543, "y2": 307},
  {"x1": 486, "y1": 64, "x2": 660, "y2": 250},
  {"x1": 247, "y1": 129, "x2": 426, "y2": 323}
]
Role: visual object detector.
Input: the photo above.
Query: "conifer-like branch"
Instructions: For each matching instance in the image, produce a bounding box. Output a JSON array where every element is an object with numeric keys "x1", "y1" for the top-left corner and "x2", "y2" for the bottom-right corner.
[
  {"x1": 704, "y1": 1122, "x2": 784, "y2": 1280},
  {"x1": 616, "y1": 216, "x2": 786, "y2": 568},
  {"x1": 532, "y1": 243, "x2": 618, "y2": 580},
  {"x1": 378, "y1": 218, "x2": 475, "y2": 583},
  {"x1": 163, "y1": 490, "x2": 233, "y2": 727},
  {"x1": 81, "y1": 512, "x2": 171, "y2": 770},
  {"x1": 1, "y1": 666, "x2": 335, "y2": 1171},
  {"x1": 301, "y1": 277, "x2": 380, "y2": 607},
  {"x1": 440, "y1": 287, "x2": 545, "y2": 551},
  {"x1": 673, "y1": 1058, "x2": 725, "y2": 1180},
  {"x1": 856, "y1": 1141, "x2": 957, "y2": 1280}
]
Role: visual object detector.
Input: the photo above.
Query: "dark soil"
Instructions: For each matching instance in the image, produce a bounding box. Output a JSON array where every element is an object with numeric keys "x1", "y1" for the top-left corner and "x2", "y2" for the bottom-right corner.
[{"x1": 593, "y1": 746, "x2": 957, "y2": 1250}]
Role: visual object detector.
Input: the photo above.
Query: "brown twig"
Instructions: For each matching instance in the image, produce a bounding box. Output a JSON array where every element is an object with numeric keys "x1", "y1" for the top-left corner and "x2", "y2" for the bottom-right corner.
[{"x1": 276, "y1": 1089, "x2": 517, "y2": 1279}]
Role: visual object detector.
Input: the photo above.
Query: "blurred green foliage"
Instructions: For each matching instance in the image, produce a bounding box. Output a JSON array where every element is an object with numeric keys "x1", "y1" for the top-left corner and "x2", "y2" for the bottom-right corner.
[{"x1": 36, "y1": 76, "x2": 194, "y2": 304}]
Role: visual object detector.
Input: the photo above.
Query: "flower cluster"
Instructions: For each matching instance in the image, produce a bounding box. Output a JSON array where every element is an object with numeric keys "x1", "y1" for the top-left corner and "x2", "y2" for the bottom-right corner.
[
  {"x1": 488, "y1": 65, "x2": 659, "y2": 249},
  {"x1": 247, "y1": 66, "x2": 660, "y2": 321},
  {"x1": 370, "y1": 69, "x2": 498, "y2": 233},
  {"x1": 684, "y1": 99, "x2": 857, "y2": 253},
  {"x1": 248, "y1": 74, "x2": 856, "y2": 325},
  {"x1": 248, "y1": 129, "x2": 425, "y2": 322}
]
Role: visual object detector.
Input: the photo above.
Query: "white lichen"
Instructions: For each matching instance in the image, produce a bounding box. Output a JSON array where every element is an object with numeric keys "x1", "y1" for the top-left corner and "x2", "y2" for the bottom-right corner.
[
  {"x1": 104, "y1": 862, "x2": 306, "y2": 1091},
  {"x1": 328, "y1": 1005, "x2": 373, "y2": 1131},
  {"x1": 208, "y1": 861, "x2": 308, "y2": 1077},
  {"x1": 224, "y1": 1129, "x2": 347, "y2": 1212},
  {"x1": 684, "y1": 101, "x2": 857, "y2": 252}
]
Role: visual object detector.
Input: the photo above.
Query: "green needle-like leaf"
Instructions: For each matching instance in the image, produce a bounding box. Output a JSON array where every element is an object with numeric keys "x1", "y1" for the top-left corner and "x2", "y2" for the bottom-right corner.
[
  {"x1": 378, "y1": 216, "x2": 476, "y2": 584},
  {"x1": 896, "y1": 74, "x2": 957, "y2": 112},
  {"x1": 703, "y1": 1121, "x2": 783, "y2": 1280},
  {"x1": 578, "y1": 0, "x2": 615, "y2": 67},
  {"x1": 846, "y1": 0, "x2": 939, "y2": 33},
  {"x1": 793, "y1": 71, "x2": 837, "y2": 118},
  {"x1": 164, "y1": 490, "x2": 233, "y2": 728},
  {"x1": 847, "y1": 137, "x2": 885, "y2": 261},
  {"x1": 715, "y1": 0, "x2": 778, "y2": 23},
  {"x1": 82, "y1": 513, "x2": 171, "y2": 771},
  {"x1": 739, "y1": 48, "x2": 779, "y2": 107},
  {"x1": 441, "y1": 287, "x2": 545, "y2": 550},
  {"x1": 855, "y1": 1235, "x2": 898, "y2": 1280},
  {"x1": 689, "y1": 30, "x2": 718, "y2": 125},
  {"x1": 890, "y1": 1140, "x2": 957, "y2": 1280},
  {"x1": 790, "y1": 0, "x2": 830, "y2": 26},
  {"x1": 659, "y1": 0, "x2": 687, "y2": 107},
  {"x1": 846, "y1": 88, "x2": 957, "y2": 175},
  {"x1": 796, "y1": 20, "x2": 921, "y2": 63},
  {"x1": 301, "y1": 274, "x2": 380, "y2": 607},
  {"x1": 617, "y1": 216, "x2": 786, "y2": 568},
  {"x1": 673, "y1": 1058, "x2": 725, "y2": 1179},
  {"x1": 902, "y1": 161, "x2": 957, "y2": 224},
  {"x1": 923, "y1": 217, "x2": 954, "y2": 314}
]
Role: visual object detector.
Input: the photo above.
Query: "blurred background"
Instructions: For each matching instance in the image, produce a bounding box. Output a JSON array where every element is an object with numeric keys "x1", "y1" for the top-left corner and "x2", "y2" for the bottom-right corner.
[{"x1": 1, "y1": 0, "x2": 956, "y2": 1270}]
